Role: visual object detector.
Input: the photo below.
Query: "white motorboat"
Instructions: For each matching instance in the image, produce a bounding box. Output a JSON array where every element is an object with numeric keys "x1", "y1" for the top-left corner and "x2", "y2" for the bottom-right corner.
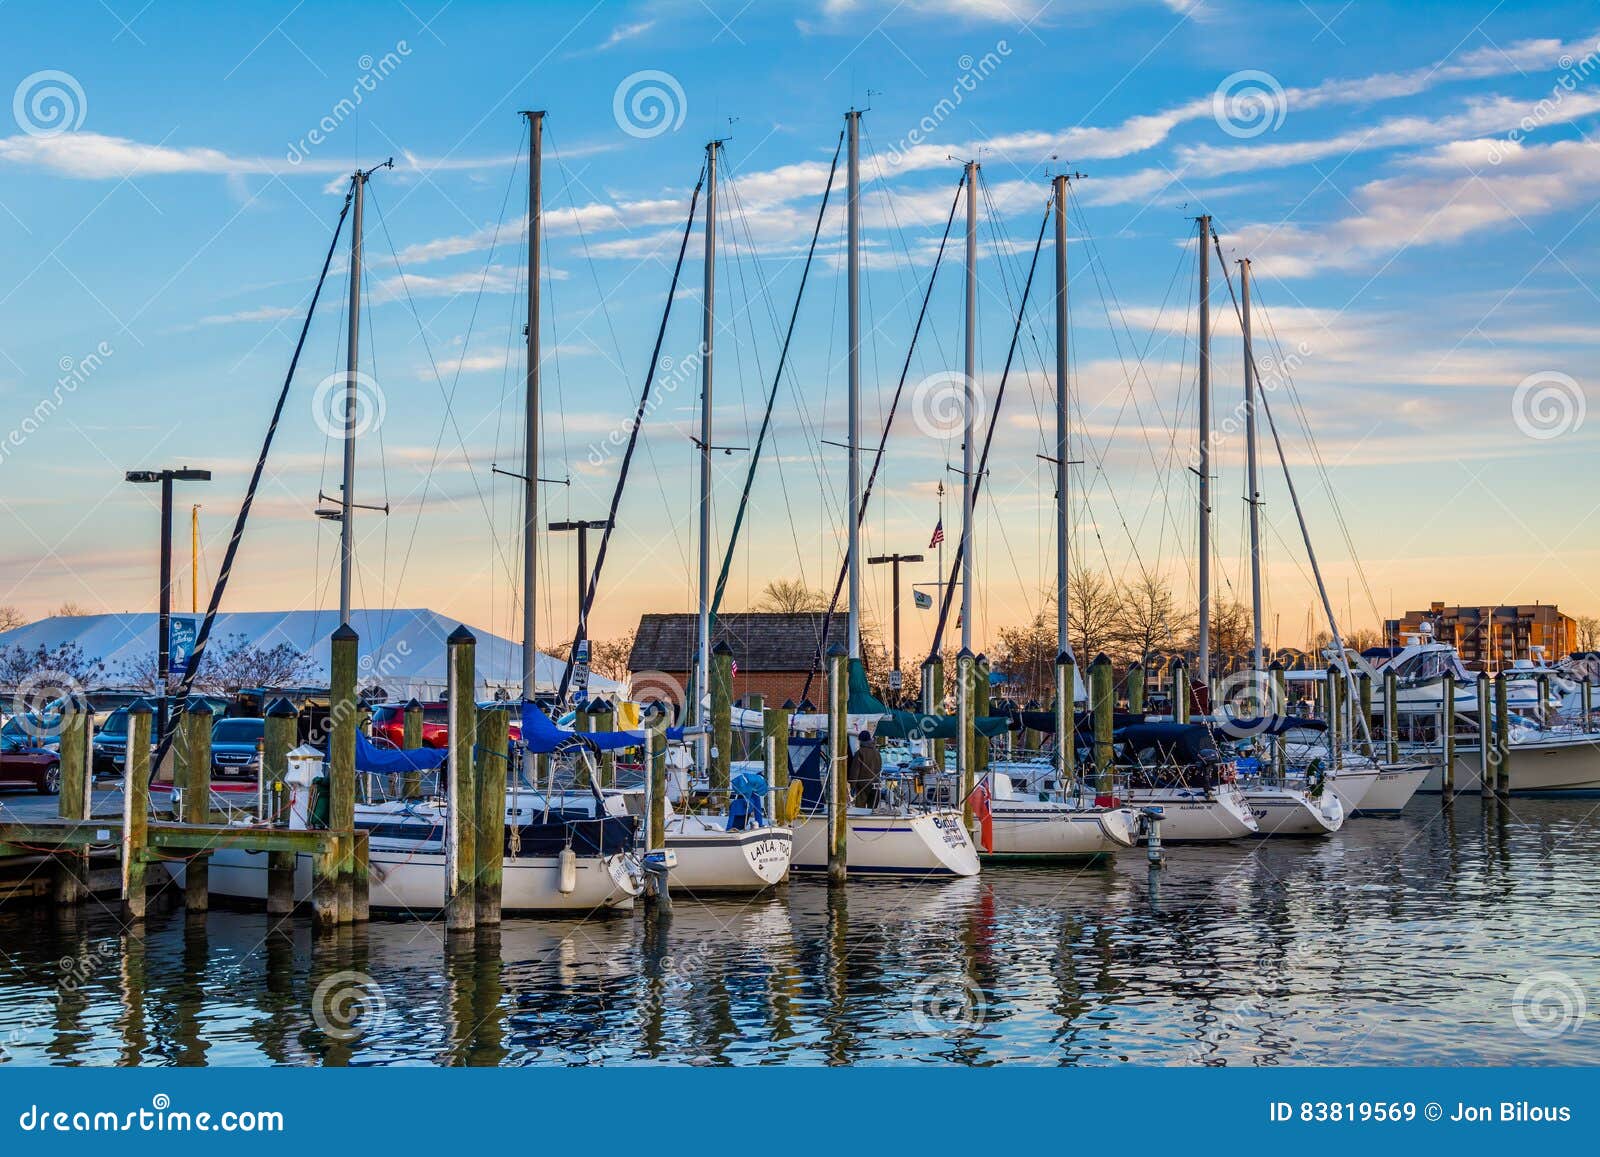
[{"x1": 1439, "y1": 727, "x2": 1600, "y2": 794}]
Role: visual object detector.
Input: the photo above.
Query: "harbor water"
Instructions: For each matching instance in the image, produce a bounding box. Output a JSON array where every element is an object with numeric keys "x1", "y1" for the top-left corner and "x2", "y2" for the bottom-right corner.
[{"x1": 1, "y1": 795, "x2": 1595, "y2": 1066}]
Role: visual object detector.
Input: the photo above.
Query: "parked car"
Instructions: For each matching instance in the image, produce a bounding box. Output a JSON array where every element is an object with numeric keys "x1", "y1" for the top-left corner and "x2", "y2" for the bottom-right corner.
[
  {"x1": 370, "y1": 702, "x2": 450, "y2": 748},
  {"x1": 0, "y1": 729, "x2": 60, "y2": 794},
  {"x1": 369, "y1": 701, "x2": 523, "y2": 749},
  {"x1": 92, "y1": 706, "x2": 131, "y2": 777},
  {"x1": 210, "y1": 716, "x2": 265, "y2": 778}
]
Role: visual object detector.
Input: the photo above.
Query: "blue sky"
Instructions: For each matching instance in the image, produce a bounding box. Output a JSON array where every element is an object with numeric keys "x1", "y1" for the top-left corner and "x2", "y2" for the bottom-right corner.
[{"x1": 1, "y1": 0, "x2": 1597, "y2": 662}]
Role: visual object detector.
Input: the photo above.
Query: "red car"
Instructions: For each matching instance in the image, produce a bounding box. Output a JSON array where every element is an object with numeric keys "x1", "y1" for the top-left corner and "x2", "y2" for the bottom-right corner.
[
  {"x1": 369, "y1": 702, "x2": 522, "y2": 749},
  {"x1": 0, "y1": 723, "x2": 61, "y2": 794}
]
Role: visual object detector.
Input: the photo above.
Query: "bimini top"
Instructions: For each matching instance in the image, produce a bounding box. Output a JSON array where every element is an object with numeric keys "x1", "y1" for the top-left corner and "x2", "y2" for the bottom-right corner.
[
  {"x1": 352, "y1": 732, "x2": 448, "y2": 774},
  {"x1": 1111, "y1": 722, "x2": 1223, "y2": 763}
]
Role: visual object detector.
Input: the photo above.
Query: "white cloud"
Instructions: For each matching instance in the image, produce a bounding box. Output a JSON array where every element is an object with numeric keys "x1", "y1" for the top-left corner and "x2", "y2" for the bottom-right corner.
[{"x1": 198, "y1": 305, "x2": 298, "y2": 325}]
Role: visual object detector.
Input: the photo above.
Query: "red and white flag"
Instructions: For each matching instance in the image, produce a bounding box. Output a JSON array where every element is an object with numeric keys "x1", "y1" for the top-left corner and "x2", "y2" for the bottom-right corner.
[{"x1": 929, "y1": 519, "x2": 945, "y2": 549}]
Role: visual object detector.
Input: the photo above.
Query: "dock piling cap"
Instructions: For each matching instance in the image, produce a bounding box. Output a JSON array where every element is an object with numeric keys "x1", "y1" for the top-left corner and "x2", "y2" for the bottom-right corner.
[
  {"x1": 1055, "y1": 650, "x2": 1074, "y2": 666},
  {"x1": 826, "y1": 643, "x2": 847, "y2": 658},
  {"x1": 331, "y1": 623, "x2": 360, "y2": 643},
  {"x1": 447, "y1": 624, "x2": 476, "y2": 646},
  {"x1": 184, "y1": 697, "x2": 215, "y2": 718},
  {"x1": 265, "y1": 697, "x2": 298, "y2": 718},
  {"x1": 713, "y1": 640, "x2": 734, "y2": 657}
]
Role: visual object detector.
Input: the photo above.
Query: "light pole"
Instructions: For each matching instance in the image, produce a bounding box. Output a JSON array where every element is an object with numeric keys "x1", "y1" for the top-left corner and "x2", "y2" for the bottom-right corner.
[
  {"x1": 550, "y1": 518, "x2": 614, "y2": 698},
  {"x1": 867, "y1": 551, "x2": 924, "y2": 701},
  {"x1": 126, "y1": 468, "x2": 211, "y2": 746}
]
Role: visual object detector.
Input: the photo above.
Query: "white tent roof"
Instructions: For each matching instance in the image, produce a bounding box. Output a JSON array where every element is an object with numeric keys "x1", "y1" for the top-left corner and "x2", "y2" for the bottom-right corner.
[{"x1": 0, "y1": 609, "x2": 617, "y2": 700}]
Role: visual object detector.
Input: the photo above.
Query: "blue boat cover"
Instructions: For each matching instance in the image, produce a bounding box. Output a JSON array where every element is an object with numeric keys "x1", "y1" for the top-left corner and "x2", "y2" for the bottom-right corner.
[
  {"x1": 353, "y1": 731, "x2": 448, "y2": 774},
  {"x1": 518, "y1": 701, "x2": 683, "y2": 755}
]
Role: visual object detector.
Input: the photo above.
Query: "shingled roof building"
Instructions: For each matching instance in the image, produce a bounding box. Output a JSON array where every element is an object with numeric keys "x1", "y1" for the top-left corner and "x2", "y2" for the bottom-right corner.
[{"x1": 628, "y1": 612, "x2": 849, "y2": 709}]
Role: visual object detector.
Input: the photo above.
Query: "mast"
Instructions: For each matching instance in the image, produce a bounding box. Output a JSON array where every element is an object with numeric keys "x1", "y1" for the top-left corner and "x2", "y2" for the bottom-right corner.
[
  {"x1": 1242, "y1": 257, "x2": 1264, "y2": 673},
  {"x1": 846, "y1": 110, "x2": 863, "y2": 662},
  {"x1": 697, "y1": 139, "x2": 721, "y2": 733},
  {"x1": 1052, "y1": 174, "x2": 1069, "y2": 656},
  {"x1": 1195, "y1": 214, "x2": 1212, "y2": 688},
  {"x1": 961, "y1": 159, "x2": 979, "y2": 654},
  {"x1": 522, "y1": 110, "x2": 544, "y2": 701},
  {"x1": 338, "y1": 169, "x2": 366, "y2": 627}
]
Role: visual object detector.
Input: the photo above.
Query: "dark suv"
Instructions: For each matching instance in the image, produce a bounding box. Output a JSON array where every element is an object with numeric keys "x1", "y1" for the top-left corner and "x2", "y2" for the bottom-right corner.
[
  {"x1": 92, "y1": 707, "x2": 131, "y2": 777},
  {"x1": 210, "y1": 717, "x2": 265, "y2": 778}
]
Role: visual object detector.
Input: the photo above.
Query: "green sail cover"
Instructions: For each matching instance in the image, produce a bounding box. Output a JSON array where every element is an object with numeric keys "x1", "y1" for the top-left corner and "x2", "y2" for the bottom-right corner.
[{"x1": 846, "y1": 658, "x2": 1009, "y2": 740}]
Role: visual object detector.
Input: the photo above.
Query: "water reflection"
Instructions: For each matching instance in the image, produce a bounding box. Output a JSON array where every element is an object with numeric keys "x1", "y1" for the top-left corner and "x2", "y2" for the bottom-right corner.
[{"x1": 1, "y1": 796, "x2": 1596, "y2": 1066}]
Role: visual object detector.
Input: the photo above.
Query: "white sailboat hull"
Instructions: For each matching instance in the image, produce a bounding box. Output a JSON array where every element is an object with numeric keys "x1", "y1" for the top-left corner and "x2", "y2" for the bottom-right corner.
[
  {"x1": 1125, "y1": 784, "x2": 1258, "y2": 842},
  {"x1": 982, "y1": 802, "x2": 1139, "y2": 859},
  {"x1": 1242, "y1": 785, "x2": 1343, "y2": 836},
  {"x1": 175, "y1": 843, "x2": 640, "y2": 915},
  {"x1": 1353, "y1": 763, "x2": 1430, "y2": 812},
  {"x1": 663, "y1": 815, "x2": 793, "y2": 893},
  {"x1": 790, "y1": 809, "x2": 980, "y2": 877}
]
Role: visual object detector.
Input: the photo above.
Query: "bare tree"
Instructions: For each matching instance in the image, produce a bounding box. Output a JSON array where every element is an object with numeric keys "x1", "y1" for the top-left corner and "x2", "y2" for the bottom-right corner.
[
  {"x1": 55, "y1": 601, "x2": 93, "y2": 618},
  {"x1": 1577, "y1": 615, "x2": 1600, "y2": 653},
  {"x1": 993, "y1": 603, "x2": 1055, "y2": 704},
  {"x1": 115, "y1": 634, "x2": 316, "y2": 694},
  {"x1": 0, "y1": 606, "x2": 27, "y2": 633},
  {"x1": 1069, "y1": 573, "x2": 1122, "y2": 666},
  {"x1": 1118, "y1": 572, "x2": 1191, "y2": 666},
  {"x1": 751, "y1": 578, "x2": 828, "y2": 613},
  {"x1": 0, "y1": 642, "x2": 106, "y2": 691}
]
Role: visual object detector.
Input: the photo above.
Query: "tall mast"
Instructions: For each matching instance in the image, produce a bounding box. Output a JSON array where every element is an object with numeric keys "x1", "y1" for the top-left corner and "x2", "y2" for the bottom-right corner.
[
  {"x1": 846, "y1": 110, "x2": 863, "y2": 661},
  {"x1": 338, "y1": 169, "x2": 366, "y2": 627},
  {"x1": 522, "y1": 110, "x2": 544, "y2": 701},
  {"x1": 1052, "y1": 174, "x2": 1070, "y2": 656},
  {"x1": 1195, "y1": 214, "x2": 1212, "y2": 687},
  {"x1": 1242, "y1": 257, "x2": 1264, "y2": 673},
  {"x1": 697, "y1": 139, "x2": 721, "y2": 731},
  {"x1": 961, "y1": 160, "x2": 979, "y2": 654}
]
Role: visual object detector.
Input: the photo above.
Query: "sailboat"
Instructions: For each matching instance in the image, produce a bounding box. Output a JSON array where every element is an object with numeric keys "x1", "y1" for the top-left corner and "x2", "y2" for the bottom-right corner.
[
  {"x1": 788, "y1": 112, "x2": 979, "y2": 879},
  {"x1": 189, "y1": 128, "x2": 643, "y2": 916}
]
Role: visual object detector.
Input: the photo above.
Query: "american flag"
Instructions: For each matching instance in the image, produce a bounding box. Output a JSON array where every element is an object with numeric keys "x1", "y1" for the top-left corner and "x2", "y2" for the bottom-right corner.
[{"x1": 928, "y1": 519, "x2": 945, "y2": 549}]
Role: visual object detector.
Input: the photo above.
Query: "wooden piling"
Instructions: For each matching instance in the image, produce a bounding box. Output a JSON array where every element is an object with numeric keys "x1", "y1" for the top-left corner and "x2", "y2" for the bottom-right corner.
[
  {"x1": 1357, "y1": 672, "x2": 1374, "y2": 758},
  {"x1": 1090, "y1": 653, "x2": 1113, "y2": 797},
  {"x1": 1441, "y1": 673, "x2": 1456, "y2": 798},
  {"x1": 592, "y1": 700, "x2": 616, "y2": 788},
  {"x1": 350, "y1": 828, "x2": 370, "y2": 923},
  {"x1": 711, "y1": 640, "x2": 734, "y2": 798},
  {"x1": 926, "y1": 656, "x2": 945, "y2": 774},
  {"x1": 178, "y1": 699, "x2": 213, "y2": 913},
  {"x1": 1493, "y1": 672, "x2": 1510, "y2": 797},
  {"x1": 1126, "y1": 664, "x2": 1146, "y2": 715},
  {"x1": 745, "y1": 693, "x2": 765, "y2": 763},
  {"x1": 328, "y1": 624, "x2": 359, "y2": 922},
  {"x1": 1383, "y1": 668, "x2": 1400, "y2": 764},
  {"x1": 1271, "y1": 661, "x2": 1287, "y2": 779},
  {"x1": 53, "y1": 696, "x2": 93, "y2": 906},
  {"x1": 1171, "y1": 658, "x2": 1189, "y2": 723},
  {"x1": 973, "y1": 653, "x2": 991, "y2": 785},
  {"x1": 1476, "y1": 672, "x2": 1492, "y2": 798},
  {"x1": 827, "y1": 643, "x2": 849, "y2": 885},
  {"x1": 645, "y1": 705, "x2": 667, "y2": 850},
  {"x1": 572, "y1": 702, "x2": 592, "y2": 788},
  {"x1": 1055, "y1": 652, "x2": 1075, "y2": 790},
  {"x1": 401, "y1": 697, "x2": 424, "y2": 799},
  {"x1": 764, "y1": 703, "x2": 791, "y2": 822},
  {"x1": 263, "y1": 698, "x2": 298, "y2": 916},
  {"x1": 956, "y1": 648, "x2": 975, "y2": 835},
  {"x1": 446, "y1": 625, "x2": 478, "y2": 934},
  {"x1": 121, "y1": 702, "x2": 153, "y2": 921},
  {"x1": 1325, "y1": 665, "x2": 1343, "y2": 770},
  {"x1": 474, "y1": 702, "x2": 508, "y2": 927}
]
